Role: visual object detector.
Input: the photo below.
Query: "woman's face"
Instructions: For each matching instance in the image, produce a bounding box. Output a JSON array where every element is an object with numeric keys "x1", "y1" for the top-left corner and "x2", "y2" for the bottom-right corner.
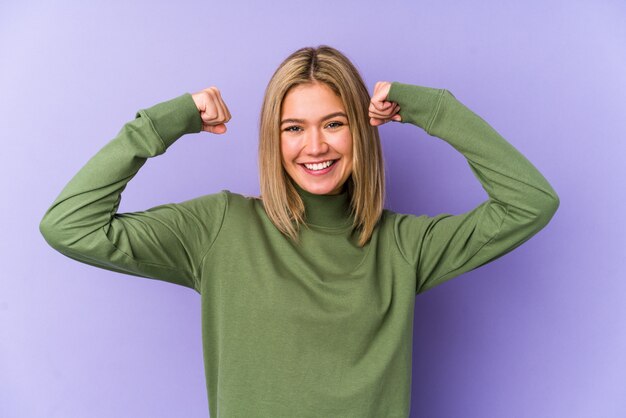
[{"x1": 280, "y1": 81, "x2": 353, "y2": 195}]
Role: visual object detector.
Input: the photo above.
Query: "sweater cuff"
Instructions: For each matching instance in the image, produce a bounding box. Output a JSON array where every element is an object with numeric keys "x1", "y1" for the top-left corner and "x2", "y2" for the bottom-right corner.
[
  {"x1": 136, "y1": 93, "x2": 203, "y2": 152},
  {"x1": 387, "y1": 82, "x2": 446, "y2": 133}
]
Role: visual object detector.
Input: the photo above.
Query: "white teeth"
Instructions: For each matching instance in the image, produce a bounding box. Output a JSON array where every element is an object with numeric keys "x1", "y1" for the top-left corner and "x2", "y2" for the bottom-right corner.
[{"x1": 304, "y1": 160, "x2": 334, "y2": 171}]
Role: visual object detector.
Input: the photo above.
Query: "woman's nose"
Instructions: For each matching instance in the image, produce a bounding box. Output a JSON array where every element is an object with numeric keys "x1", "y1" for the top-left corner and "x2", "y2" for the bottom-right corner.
[{"x1": 306, "y1": 129, "x2": 329, "y2": 155}]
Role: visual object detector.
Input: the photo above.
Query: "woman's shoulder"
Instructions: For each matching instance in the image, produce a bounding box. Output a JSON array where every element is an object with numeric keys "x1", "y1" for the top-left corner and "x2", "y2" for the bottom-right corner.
[
  {"x1": 178, "y1": 190, "x2": 261, "y2": 218},
  {"x1": 218, "y1": 190, "x2": 266, "y2": 218},
  {"x1": 221, "y1": 190, "x2": 263, "y2": 205},
  {"x1": 380, "y1": 207, "x2": 422, "y2": 222},
  {"x1": 379, "y1": 207, "x2": 426, "y2": 234}
]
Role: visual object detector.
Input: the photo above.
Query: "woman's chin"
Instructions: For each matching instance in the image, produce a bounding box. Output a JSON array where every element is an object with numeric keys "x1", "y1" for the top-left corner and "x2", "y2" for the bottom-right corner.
[{"x1": 298, "y1": 181, "x2": 342, "y2": 196}]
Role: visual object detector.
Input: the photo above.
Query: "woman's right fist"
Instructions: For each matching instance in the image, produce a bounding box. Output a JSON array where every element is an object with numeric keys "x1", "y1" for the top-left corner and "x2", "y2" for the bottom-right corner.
[{"x1": 191, "y1": 86, "x2": 232, "y2": 134}]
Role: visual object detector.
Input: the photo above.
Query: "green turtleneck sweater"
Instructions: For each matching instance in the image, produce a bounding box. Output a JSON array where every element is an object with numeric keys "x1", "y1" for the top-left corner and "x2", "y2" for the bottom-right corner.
[{"x1": 39, "y1": 82, "x2": 559, "y2": 417}]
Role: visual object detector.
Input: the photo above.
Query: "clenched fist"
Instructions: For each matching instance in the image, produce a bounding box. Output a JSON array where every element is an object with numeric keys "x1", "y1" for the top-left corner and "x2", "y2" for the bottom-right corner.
[
  {"x1": 191, "y1": 86, "x2": 232, "y2": 134},
  {"x1": 369, "y1": 81, "x2": 401, "y2": 126}
]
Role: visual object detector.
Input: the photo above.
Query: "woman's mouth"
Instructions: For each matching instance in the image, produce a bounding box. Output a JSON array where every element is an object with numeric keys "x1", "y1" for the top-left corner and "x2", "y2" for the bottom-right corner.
[{"x1": 300, "y1": 159, "x2": 338, "y2": 175}]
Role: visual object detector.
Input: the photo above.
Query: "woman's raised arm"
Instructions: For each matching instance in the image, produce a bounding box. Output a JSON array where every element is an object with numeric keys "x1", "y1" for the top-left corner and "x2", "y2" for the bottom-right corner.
[
  {"x1": 39, "y1": 88, "x2": 231, "y2": 293},
  {"x1": 377, "y1": 82, "x2": 559, "y2": 294}
]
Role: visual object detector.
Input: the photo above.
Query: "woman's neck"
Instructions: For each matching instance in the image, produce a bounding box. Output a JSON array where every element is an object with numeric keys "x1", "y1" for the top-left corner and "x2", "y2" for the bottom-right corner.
[{"x1": 293, "y1": 183, "x2": 353, "y2": 228}]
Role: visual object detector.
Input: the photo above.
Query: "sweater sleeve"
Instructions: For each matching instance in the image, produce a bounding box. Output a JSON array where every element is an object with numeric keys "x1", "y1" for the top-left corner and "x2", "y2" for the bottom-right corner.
[
  {"x1": 38, "y1": 93, "x2": 227, "y2": 293},
  {"x1": 388, "y1": 82, "x2": 559, "y2": 294}
]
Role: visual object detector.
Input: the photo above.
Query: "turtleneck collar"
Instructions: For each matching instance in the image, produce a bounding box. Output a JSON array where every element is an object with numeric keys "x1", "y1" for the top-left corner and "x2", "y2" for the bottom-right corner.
[{"x1": 293, "y1": 183, "x2": 353, "y2": 228}]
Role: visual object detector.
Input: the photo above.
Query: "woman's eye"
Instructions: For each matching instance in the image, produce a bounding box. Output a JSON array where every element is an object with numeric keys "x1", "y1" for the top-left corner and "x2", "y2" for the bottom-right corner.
[{"x1": 283, "y1": 122, "x2": 344, "y2": 132}]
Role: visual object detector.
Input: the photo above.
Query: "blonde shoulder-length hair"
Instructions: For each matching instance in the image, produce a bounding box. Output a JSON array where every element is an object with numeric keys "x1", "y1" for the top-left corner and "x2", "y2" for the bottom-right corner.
[{"x1": 258, "y1": 45, "x2": 385, "y2": 247}]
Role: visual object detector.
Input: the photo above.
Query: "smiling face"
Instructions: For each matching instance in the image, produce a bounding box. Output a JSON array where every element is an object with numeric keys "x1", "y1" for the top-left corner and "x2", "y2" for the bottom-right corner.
[{"x1": 280, "y1": 81, "x2": 353, "y2": 195}]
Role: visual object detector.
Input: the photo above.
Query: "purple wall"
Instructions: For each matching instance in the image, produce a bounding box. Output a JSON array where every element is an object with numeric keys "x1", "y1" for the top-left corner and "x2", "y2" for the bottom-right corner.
[{"x1": 2, "y1": 1, "x2": 625, "y2": 417}]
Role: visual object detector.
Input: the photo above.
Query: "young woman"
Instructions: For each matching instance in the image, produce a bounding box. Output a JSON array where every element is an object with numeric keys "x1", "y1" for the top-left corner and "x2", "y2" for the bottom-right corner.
[{"x1": 39, "y1": 45, "x2": 559, "y2": 417}]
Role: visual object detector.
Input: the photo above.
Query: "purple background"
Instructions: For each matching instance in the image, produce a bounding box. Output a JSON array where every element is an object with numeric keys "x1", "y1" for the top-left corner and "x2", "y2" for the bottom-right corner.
[{"x1": 2, "y1": 1, "x2": 625, "y2": 417}]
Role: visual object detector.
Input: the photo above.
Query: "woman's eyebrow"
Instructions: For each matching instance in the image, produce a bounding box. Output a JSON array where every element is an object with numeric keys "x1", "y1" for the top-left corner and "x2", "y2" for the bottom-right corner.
[{"x1": 280, "y1": 112, "x2": 347, "y2": 125}]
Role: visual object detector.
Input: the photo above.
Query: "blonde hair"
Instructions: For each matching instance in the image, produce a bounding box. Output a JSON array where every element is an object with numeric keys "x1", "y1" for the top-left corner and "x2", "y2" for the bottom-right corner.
[{"x1": 258, "y1": 45, "x2": 384, "y2": 247}]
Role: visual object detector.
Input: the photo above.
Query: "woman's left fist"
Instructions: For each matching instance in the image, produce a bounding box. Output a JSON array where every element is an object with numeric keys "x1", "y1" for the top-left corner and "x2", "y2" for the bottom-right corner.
[{"x1": 369, "y1": 81, "x2": 401, "y2": 126}]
